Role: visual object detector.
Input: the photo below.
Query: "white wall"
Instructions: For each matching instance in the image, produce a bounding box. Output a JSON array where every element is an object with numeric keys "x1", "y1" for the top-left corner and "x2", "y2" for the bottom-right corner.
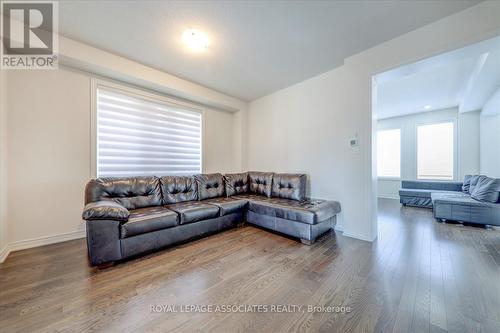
[
  {"x1": 6, "y1": 69, "x2": 91, "y2": 243},
  {"x1": 246, "y1": 1, "x2": 500, "y2": 241},
  {"x1": 232, "y1": 108, "x2": 247, "y2": 172},
  {"x1": 480, "y1": 113, "x2": 500, "y2": 178},
  {"x1": 2, "y1": 66, "x2": 244, "y2": 259},
  {"x1": 204, "y1": 105, "x2": 243, "y2": 174},
  {"x1": 376, "y1": 108, "x2": 480, "y2": 198},
  {"x1": 458, "y1": 110, "x2": 481, "y2": 179}
]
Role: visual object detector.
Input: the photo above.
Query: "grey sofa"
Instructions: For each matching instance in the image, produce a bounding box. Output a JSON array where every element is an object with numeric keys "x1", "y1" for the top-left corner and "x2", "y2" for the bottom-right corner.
[
  {"x1": 82, "y1": 172, "x2": 341, "y2": 267},
  {"x1": 432, "y1": 175, "x2": 500, "y2": 226},
  {"x1": 399, "y1": 180, "x2": 463, "y2": 208},
  {"x1": 398, "y1": 176, "x2": 500, "y2": 226}
]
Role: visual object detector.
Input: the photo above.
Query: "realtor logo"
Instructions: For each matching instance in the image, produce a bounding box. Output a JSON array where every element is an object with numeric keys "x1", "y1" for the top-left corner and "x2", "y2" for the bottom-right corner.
[{"x1": 1, "y1": 1, "x2": 58, "y2": 69}]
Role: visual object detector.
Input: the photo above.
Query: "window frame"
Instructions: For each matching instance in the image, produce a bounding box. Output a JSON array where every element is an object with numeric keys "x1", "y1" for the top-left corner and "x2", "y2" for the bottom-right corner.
[
  {"x1": 376, "y1": 127, "x2": 402, "y2": 180},
  {"x1": 415, "y1": 120, "x2": 456, "y2": 181},
  {"x1": 90, "y1": 78, "x2": 205, "y2": 178}
]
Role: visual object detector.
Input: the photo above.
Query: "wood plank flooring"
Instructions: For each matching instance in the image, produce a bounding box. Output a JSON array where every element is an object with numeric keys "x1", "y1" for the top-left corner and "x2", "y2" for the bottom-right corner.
[{"x1": 1, "y1": 198, "x2": 499, "y2": 333}]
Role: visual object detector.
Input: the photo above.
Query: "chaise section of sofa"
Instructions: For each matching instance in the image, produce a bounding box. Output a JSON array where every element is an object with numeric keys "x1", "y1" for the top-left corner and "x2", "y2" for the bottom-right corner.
[
  {"x1": 431, "y1": 192, "x2": 500, "y2": 226},
  {"x1": 230, "y1": 173, "x2": 340, "y2": 245},
  {"x1": 431, "y1": 175, "x2": 500, "y2": 226},
  {"x1": 242, "y1": 196, "x2": 340, "y2": 245},
  {"x1": 82, "y1": 171, "x2": 342, "y2": 267},
  {"x1": 397, "y1": 175, "x2": 500, "y2": 226}
]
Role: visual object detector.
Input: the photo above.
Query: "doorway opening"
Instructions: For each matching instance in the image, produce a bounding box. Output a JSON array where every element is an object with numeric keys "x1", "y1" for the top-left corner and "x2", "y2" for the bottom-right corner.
[{"x1": 372, "y1": 36, "x2": 500, "y2": 228}]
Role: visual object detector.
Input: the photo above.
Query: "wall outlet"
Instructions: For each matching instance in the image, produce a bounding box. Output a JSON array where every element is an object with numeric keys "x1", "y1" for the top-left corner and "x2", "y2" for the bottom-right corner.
[{"x1": 350, "y1": 138, "x2": 359, "y2": 147}]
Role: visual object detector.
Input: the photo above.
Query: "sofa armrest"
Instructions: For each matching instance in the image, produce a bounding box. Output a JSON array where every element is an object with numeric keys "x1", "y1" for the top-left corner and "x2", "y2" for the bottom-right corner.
[
  {"x1": 86, "y1": 219, "x2": 122, "y2": 265},
  {"x1": 308, "y1": 199, "x2": 341, "y2": 222},
  {"x1": 82, "y1": 201, "x2": 130, "y2": 222}
]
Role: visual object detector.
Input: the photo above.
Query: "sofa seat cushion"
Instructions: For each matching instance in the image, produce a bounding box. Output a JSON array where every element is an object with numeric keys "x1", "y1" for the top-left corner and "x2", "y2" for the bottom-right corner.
[
  {"x1": 166, "y1": 201, "x2": 220, "y2": 224},
  {"x1": 431, "y1": 192, "x2": 490, "y2": 207},
  {"x1": 399, "y1": 189, "x2": 460, "y2": 198},
  {"x1": 431, "y1": 192, "x2": 500, "y2": 224},
  {"x1": 246, "y1": 197, "x2": 341, "y2": 225},
  {"x1": 121, "y1": 206, "x2": 178, "y2": 238},
  {"x1": 232, "y1": 193, "x2": 269, "y2": 201},
  {"x1": 202, "y1": 197, "x2": 248, "y2": 216}
]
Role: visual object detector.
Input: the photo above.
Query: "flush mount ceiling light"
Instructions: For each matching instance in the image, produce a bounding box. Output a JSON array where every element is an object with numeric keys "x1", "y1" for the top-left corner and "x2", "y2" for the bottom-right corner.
[
  {"x1": 424, "y1": 105, "x2": 431, "y2": 110},
  {"x1": 182, "y1": 29, "x2": 209, "y2": 52}
]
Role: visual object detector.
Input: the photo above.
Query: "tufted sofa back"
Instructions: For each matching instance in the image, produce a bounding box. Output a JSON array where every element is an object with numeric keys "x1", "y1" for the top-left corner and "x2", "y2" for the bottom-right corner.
[
  {"x1": 224, "y1": 172, "x2": 249, "y2": 197},
  {"x1": 195, "y1": 173, "x2": 225, "y2": 200},
  {"x1": 272, "y1": 173, "x2": 306, "y2": 201},
  {"x1": 85, "y1": 176, "x2": 162, "y2": 210},
  {"x1": 85, "y1": 171, "x2": 310, "y2": 209},
  {"x1": 248, "y1": 172, "x2": 273, "y2": 197},
  {"x1": 161, "y1": 176, "x2": 198, "y2": 204}
]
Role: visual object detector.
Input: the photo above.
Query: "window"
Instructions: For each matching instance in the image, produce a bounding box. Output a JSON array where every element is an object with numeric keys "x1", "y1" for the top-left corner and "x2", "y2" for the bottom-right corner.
[
  {"x1": 377, "y1": 129, "x2": 401, "y2": 178},
  {"x1": 96, "y1": 86, "x2": 202, "y2": 177},
  {"x1": 417, "y1": 122, "x2": 454, "y2": 180}
]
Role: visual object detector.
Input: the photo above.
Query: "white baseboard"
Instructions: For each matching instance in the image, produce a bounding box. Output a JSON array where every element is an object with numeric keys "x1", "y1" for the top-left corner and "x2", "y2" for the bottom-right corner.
[
  {"x1": 333, "y1": 224, "x2": 343, "y2": 232},
  {"x1": 377, "y1": 195, "x2": 399, "y2": 200},
  {"x1": 0, "y1": 245, "x2": 10, "y2": 263},
  {"x1": 333, "y1": 213, "x2": 344, "y2": 232},
  {"x1": 0, "y1": 230, "x2": 86, "y2": 263},
  {"x1": 342, "y1": 231, "x2": 377, "y2": 242}
]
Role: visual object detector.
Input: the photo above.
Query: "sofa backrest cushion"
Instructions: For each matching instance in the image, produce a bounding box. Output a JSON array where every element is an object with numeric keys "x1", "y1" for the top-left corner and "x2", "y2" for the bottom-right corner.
[
  {"x1": 462, "y1": 175, "x2": 472, "y2": 193},
  {"x1": 471, "y1": 176, "x2": 500, "y2": 203},
  {"x1": 271, "y1": 173, "x2": 306, "y2": 201},
  {"x1": 469, "y1": 175, "x2": 485, "y2": 194},
  {"x1": 195, "y1": 173, "x2": 225, "y2": 200},
  {"x1": 248, "y1": 172, "x2": 273, "y2": 197},
  {"x1": 224, "y1": 172, "x2": 249, "y2": 197},
  {"x1": 85, "y1": 176, "x2": 162, "y2": 210},
  {"x1": 401, "y1": 180, "x2": 463, "y2": 191},
  {"x1": 161, "y1": 176, "x2": 198, "y2": 204}
]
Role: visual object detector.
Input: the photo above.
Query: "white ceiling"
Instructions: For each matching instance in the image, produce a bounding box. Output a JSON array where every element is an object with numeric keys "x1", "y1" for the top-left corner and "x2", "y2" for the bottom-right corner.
[
  {"x1": 57, "y1": 0, "x2": 480, "y2": 101},
  {"x1": 376, "y1": 36, "x2": 500, "y2": 119}
]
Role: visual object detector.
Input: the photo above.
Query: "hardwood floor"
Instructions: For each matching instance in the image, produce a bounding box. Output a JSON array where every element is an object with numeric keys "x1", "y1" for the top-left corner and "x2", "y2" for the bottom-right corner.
[{"x1": 1, "y1": 198, "x2": 499, "y2": 333}]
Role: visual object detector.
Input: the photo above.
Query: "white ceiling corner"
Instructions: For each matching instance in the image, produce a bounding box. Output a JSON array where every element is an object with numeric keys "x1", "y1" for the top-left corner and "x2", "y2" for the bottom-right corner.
[{"x1": 376, "y1": 35, "x2": 500, "y2": 119}]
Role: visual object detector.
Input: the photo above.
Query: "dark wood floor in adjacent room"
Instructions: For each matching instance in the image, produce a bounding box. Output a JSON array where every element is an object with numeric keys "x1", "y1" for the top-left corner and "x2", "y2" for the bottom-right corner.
[{"x1": 1, "y1": 198, "x2": 499, "y2": 333}]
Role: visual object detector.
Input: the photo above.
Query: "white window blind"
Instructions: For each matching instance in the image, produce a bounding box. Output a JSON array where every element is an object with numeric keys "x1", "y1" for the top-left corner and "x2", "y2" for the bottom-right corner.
[
  {"x1": 96, "y1": 87, "x2": 202, "y2": 177},
  {"x1": 417, "y1": 122, "x2": 454, "y2": 180},
  {"x1": 377, "y1": 129, "x2": 401, "y2": 178}
]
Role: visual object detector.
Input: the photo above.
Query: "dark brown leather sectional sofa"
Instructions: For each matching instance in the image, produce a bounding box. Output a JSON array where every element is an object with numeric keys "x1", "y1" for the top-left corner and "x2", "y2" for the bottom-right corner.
[{"x1": 82, "y1": 172, "x2": 341, "y2": 266}]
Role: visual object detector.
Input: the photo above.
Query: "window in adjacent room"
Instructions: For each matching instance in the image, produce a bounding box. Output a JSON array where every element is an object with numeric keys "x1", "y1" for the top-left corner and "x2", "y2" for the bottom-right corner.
[
  {"x1": 96, "y1": 85, "x2": 202, "y2": 177},
  {"x1": 417, "y1": 121, "x2": 454, "y2": 180},
  {"x1": 377, "y1": 128, "x2": 401, "y2": 178}
]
